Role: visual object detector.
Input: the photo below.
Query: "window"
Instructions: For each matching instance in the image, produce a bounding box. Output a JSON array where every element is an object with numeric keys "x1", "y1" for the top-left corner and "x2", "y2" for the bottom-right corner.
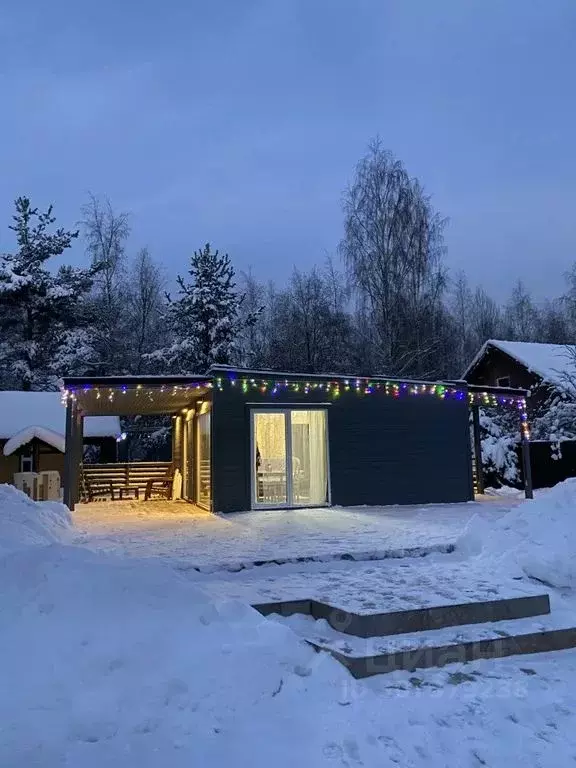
[
  {"x1": 20, "y1": 453, "x2": 34, "y2": 473},
  {"x1": 496, "y1": 376, "x2": 511, "y2": 388},
  {"x1": 251, "y1": 408, "x2": 329, "y2": 508}
]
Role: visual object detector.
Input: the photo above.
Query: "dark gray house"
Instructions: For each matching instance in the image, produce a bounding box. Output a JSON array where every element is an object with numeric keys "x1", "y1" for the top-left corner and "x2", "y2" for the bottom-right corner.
[{"x1": 62, "y1": 366, "x2": 530, "y2": 511}]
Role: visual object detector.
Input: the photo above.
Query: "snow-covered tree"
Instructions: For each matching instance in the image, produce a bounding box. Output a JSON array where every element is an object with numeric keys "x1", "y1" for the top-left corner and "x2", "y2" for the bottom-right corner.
[
  {"x1": 479, "y1": 408, "x2": 521, "y2": 486},
  {"x1": 151, "y1": 243, "x2": 256, "y2": 373},
  {"x1": 0, "y1": 197, "x2": 95, "y2": 390}
]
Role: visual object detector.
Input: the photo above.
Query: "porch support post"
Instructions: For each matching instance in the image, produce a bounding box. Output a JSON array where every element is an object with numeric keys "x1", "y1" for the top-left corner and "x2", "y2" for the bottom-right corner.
[
  {"x1": 471, "y1": 405, "x2": 484, "y2": 495},
  {"x1": 63, "y1": 397, "x2": 77, "y2": 509},
  {"x1": 172, "y1": 415, "x2": 183, "y2": 474},
  {"x1": 521, "y1": 440, "x2": 533, "y2": 499},
  {"x1": 520, "y1": 407, "x2": 534, "y2": 499},
  {"x1": 74, "y1": 412, "x2": 84, "y2": 507}
]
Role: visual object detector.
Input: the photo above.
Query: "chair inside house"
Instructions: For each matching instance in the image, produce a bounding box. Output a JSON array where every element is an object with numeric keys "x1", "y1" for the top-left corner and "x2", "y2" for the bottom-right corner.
[
  {"x1": 257, "y1": 456, "x2": 302, "y2": 503},
  {"x1": 144, "y1": 466, "x2": 175, "y2": 500}
]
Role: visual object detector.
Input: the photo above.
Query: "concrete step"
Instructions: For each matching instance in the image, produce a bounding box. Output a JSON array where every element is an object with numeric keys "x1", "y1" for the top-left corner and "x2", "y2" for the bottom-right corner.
[
  {"x1": 323, "y1": 624, "x2": 576, "y2": 679},
  {"x1": 264, "y1": 596, "x2": 576, "y2": 678},
  {"x1": 253, "y1": 592, "x2": 551, "y2": 638}
]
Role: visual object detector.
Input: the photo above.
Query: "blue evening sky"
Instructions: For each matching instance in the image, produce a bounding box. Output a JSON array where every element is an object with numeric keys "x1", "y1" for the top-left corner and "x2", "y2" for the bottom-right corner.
[{"x1": 0, "y1": 0, "x2": 574, "y2": 299}]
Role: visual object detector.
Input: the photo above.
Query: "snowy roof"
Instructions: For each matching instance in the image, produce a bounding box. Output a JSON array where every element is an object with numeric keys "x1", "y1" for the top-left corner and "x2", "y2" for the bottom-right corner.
[
  {"x1": 463, "y1": 340, "x2": 576, "y2": 388},
  {"x1": 0, "y1": 392, "x2": 120, "y2": 443},
  {"x1": 3, "y1": 426, "x2": 66, "y2": 456}
]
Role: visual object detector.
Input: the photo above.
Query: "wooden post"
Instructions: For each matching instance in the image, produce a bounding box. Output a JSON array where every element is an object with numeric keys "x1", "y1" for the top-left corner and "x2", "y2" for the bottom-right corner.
[
  {"x1": 518, "y1": 404, "x2": 534, "y2": 500},
  {"x1": 32, "y1": 439, "x2": 40, "y2": 474},
  {"x1": 74, "y1": 413, "x2": 84, "y2": 507},
  {"x1": 172, "y1": 415, "x2": 183, "y2": 474},
  {"x1": 63, "y1": 398, "x2": 75, "y2": 509},
  {"x1": 471, "y1": 405, "x2": 484, "y2": 495},
  {"x1": 521, "y1": 438, "x2": 534, "y2": 499}
]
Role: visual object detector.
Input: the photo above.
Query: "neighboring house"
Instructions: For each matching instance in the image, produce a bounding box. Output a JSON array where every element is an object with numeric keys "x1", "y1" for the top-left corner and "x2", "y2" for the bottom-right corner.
[
  {"x1": 462, "y1": 340, "x2": 576, "y2": 406},
  {"x1": 61, "y1": 366, "x2": 530, "y2": 511},
  {"x1": 0, "y1": 392, "x2": 120, "y2": 486},
  {"x1": 463, "y1": 340, "x2": 576, "y2": 488}
]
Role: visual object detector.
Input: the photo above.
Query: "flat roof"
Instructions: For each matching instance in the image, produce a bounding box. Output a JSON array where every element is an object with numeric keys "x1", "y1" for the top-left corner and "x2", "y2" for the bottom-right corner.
[
  {"x1": 62, "y1": 368, "x2": 528, "y2": 417},
  {"x1": 63, "y1": 374, "x2": 210, "y2": 388}
]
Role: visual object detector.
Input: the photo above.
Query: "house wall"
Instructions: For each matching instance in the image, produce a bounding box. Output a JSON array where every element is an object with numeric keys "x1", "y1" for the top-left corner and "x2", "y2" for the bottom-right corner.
[
  {"x1": 0, "y1": 441, "x2": 20, "y2": 483},
  {"x1": 211, "y1": 383, "x2": 474, "y2": 512},
  {"x1": 38, "y1": 452, "x2": 65, "y2": 475},
  {"x1": 465, "y1": 346, "x2": 549, "y2": 411},
  {"x1": 0, "y1": 440, "x2": 65, "y2": 484},
  {"x1": 465, "y1": 347, "x2": 539, "y2": 390}
]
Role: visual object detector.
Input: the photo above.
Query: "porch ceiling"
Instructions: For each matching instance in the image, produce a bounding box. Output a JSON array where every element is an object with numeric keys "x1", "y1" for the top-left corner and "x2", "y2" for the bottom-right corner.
[{"x1": 62, "y1": 376, "x2": 212, "y2": 417}]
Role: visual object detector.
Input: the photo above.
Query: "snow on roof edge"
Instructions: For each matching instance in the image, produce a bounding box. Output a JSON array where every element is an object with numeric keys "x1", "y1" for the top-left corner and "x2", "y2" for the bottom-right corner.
[
  {"x1": 3, "y1": 426, "x2": 66, "y2": 456},
  {"x1": 462, "y1": 339, "x2": 576, "y2": 389}
]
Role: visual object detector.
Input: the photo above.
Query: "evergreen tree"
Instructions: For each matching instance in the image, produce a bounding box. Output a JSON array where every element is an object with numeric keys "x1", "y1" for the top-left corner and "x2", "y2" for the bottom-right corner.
[
  {"x1": 0, "y1": 197, "x2": 95, "y2": 390},
  {"x1": 152, "y1": 243, "x2": 256, "y2": 373}
]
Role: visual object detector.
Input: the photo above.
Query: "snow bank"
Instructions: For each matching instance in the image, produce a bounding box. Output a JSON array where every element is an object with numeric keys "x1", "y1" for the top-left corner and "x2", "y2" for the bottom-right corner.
[
  {"x1": 0, "y1": 484, "x2": 72, "y2": 555},
  {"x1": 0, "y1": 544, "x2": 358, "y2": 766},
  {"x1": 459, "y1": 479, "x2": 576, "y2": 589}
]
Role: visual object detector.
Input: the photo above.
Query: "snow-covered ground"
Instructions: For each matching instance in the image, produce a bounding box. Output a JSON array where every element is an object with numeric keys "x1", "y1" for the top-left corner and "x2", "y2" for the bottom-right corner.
[
  {"x1": 197, "y1": 554, "x2": 544, "y2": 612},
  {"x1": 2, "y1": 482, "x2": 576, "y2": 766},
  {"x1": 73, "y1": 498, "x2": 516, "y2": 570}
]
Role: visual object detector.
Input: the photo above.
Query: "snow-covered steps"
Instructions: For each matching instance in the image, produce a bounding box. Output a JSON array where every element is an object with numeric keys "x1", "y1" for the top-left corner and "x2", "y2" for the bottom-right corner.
[
  {"x1": 200, "y1": 557, "x2": 544, "y2": 614},
  {"x1": 331, "y1": 625, "x2": 576, "y2": 678},
  {"x1": 177, "y1": 542, "x2": 455, "y2": 574},
  {"x1": 264, "y1": 595, "x2": 576, "y2": 678},
  {"x1": 253, "y1": 593, "x2": 551, "y2": 638}
]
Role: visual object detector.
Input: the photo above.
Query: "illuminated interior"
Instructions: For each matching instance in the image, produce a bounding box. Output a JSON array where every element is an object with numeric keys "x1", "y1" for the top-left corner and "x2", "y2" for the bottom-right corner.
[{"x1": 252, "y1": 409, "x2": 328, "y2": 507}]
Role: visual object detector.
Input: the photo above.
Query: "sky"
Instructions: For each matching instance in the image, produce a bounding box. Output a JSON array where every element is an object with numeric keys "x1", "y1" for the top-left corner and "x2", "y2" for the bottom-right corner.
[{"x1": 0, "y1": 0, "x2": 575, "y2": 301}]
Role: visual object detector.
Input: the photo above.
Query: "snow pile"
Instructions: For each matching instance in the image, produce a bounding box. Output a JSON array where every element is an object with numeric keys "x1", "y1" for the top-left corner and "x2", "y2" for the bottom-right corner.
[
  {"x1": 459, "y1": 479, "x2": 576, "y2": 589},
  {"x1": 0, "y1": 544, "x2": 361, "y2": 766},
  {"x1": 0, "y1": 484, "x2": 72, "y2": 555}
]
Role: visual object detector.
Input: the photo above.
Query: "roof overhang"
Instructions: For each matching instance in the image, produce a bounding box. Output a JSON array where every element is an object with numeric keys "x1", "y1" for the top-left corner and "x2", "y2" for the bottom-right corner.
[{"x1": 62, "y1": 375, "x2": 213, "y2": 416}]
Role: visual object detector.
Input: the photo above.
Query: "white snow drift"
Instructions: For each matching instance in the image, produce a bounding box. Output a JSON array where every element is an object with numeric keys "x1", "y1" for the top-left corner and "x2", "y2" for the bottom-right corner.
[
  {"x1": 2, "y1": 485, "x2": 576, "y2": 766},
  {"x1": 0, "y1": 483, "x2": 72, "y2": 556},
  {"x1": 459, "y1": 478, "x2": 576, "y2": 589}
]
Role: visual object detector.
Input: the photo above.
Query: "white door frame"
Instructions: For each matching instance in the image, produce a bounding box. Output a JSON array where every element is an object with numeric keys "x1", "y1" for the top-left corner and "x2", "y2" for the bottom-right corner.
[
  {"x1": 196, "y1": 405, "x2": 211, "y2": 510},
  {"x1": 250, "y1": 407, "x2": 329, "y2": 509}
]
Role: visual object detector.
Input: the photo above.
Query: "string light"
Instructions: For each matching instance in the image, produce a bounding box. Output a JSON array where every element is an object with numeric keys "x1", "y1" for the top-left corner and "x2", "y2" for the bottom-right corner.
[
  {"x1": 213, "y1": 376, "x2": 527, "y2": 409},
  {"x1": 60, "y1": 377, "x2": 528, "y2": 415},
  {"x1": 62, "y1": 381, "x2": 213, "y2": 402}
]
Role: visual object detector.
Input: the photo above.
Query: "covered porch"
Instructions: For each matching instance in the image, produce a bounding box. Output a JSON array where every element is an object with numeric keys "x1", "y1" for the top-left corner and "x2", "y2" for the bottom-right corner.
[
  {"x1": 467, "y1": 382, "x2": 533, "y2": 498},
  {"x1": 62, "y1": 375, "x2": 213, "y2": 511}
]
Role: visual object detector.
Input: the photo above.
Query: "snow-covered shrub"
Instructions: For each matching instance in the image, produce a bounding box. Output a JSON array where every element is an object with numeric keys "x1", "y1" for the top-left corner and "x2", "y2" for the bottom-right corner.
[{"x1": 459, "y1": 478, "x2": 576, "y2": 589}]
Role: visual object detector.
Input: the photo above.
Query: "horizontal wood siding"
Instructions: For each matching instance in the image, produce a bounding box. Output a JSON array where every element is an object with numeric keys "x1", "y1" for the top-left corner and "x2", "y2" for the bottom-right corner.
[
  {"x1": 212, "y1": 386, "x2": 473, "y2": 512},
  {"x1": 81, "y1": 462, "x2": 172, "y2": 496}
]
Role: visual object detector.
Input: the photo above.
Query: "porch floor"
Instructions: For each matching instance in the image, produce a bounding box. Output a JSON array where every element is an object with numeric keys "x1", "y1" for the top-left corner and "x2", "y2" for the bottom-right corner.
[{"x1": 73, "y1": 497, "x2": 520, "y2": 572}]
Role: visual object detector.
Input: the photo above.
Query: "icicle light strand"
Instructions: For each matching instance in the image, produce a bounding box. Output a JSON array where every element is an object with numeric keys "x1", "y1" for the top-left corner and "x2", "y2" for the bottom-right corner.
[{"x1": 61, "y1": 377, "x2": 528, "y2": 414}]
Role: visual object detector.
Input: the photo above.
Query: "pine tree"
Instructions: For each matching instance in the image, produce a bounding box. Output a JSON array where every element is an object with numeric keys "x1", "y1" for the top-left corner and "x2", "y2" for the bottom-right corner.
[
  {"x1": 0, "y1": 197, "x2": 95, "y2": 390},
  {"x1": 152, "y1": 243, "x2": 256, "y2": 373}
]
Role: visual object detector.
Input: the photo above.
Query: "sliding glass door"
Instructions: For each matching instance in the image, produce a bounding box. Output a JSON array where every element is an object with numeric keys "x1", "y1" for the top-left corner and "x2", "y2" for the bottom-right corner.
[
  {"x1": 196, "y1": 409, "x2": 211, "y2": 509},
  {"x1": 251, "y1": 409, "x2": 328, "y2": 508}
]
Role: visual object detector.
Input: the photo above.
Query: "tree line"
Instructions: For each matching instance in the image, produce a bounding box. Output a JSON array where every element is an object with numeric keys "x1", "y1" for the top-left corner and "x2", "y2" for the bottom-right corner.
[{"x1": 1, "y1": 139, "x2": 575, "y2": 392}]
